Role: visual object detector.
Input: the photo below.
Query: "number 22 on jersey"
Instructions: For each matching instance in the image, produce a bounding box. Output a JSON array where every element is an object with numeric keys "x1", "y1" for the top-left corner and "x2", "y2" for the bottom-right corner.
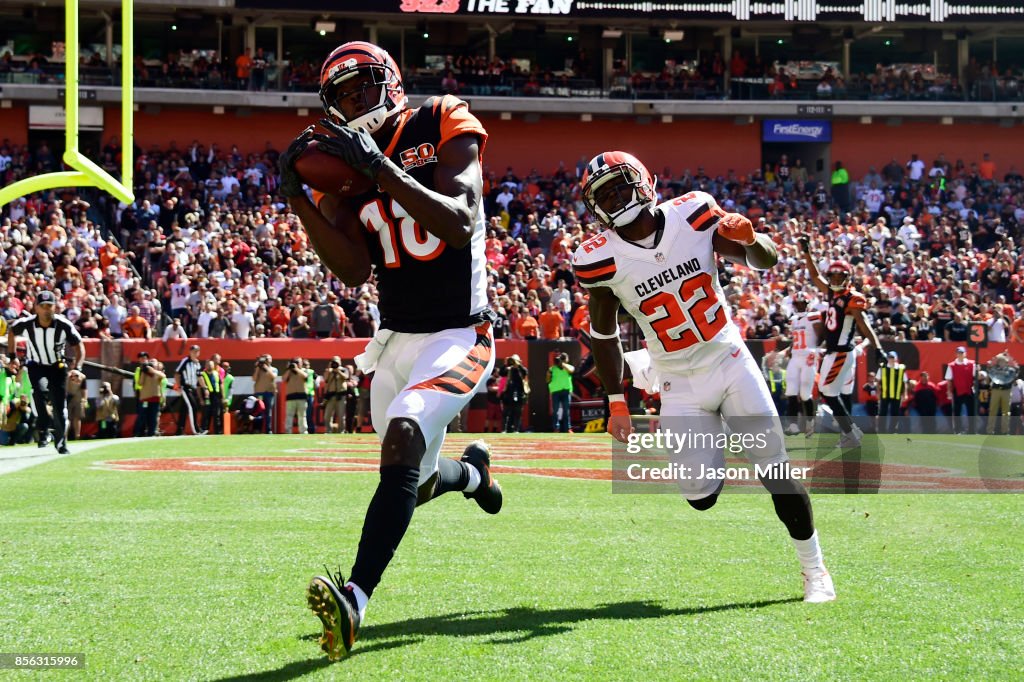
[
  {"x1": 359, "y1": 198, "x2": 445, "y2": 268},
  {"x1": 639, "y1": 272, "x2": 726, "y2": 352}
]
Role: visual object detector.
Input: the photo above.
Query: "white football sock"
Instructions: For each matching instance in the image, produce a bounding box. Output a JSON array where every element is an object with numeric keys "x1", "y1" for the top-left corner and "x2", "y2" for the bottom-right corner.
[
  {"x1": 345, "y1": 581, "x2": 369, "y2": 620},
  {"x1": 792, "y1": 530, "x2": 825, "y2": 572},
  {"x1": 464, "y1": 463, "x2": 482, "y2": 494}
]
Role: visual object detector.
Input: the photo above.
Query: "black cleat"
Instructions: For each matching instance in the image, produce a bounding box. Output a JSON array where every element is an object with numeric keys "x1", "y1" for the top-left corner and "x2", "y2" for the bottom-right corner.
[
  {"x1": 307, "y1": 570, "x2": 360, "y2": 660},
  {"x1": 57, "y1": 446, "x2": 70, "y2": 455},
  {"x1": 461, "y1": 440, "x2": 502, "y2": 514}
]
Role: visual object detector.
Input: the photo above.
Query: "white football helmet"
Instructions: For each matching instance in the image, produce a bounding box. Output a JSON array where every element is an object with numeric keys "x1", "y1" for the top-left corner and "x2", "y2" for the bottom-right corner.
[{"x1": 581, "y1": 151, "x2": 657, "y2": 230}]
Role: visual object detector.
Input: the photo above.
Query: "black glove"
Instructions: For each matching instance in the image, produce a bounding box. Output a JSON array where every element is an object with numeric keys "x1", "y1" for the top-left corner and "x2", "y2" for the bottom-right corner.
[
  {"x1": 797, "y1": 235, "x2": 810, "y2": 253},
  {"x1": 314, "y1": 118, "x2": 388, "y2": 180},
  {"x1": 875, "y1": 348, "x2": 887, "y2": 365},
  {"x1": 278, "y1": 126, "x2": 315, "y2": 198}
]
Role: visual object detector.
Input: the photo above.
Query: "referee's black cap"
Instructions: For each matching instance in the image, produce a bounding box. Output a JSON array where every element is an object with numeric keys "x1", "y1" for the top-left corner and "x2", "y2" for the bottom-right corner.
[{"x1": 35, "y1": 290, "x2": 56, "y2": 306}]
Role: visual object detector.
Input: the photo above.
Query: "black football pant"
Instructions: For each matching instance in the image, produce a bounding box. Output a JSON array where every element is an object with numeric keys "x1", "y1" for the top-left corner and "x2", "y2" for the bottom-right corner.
[
  {"x1": 345, "y1": 395, "x2": 358, "y2": 433},
  {"x1": 503, "y1": 399, "x2": 523, "y2": 433},
  {"x1": 879, "y1": 398, "x2": 902, "y2": 433},
  {"x1": 133, "y1": 400, "x2": 146, "y2": 437},
  {"x1": 205, "y1": 400, "x2": 224, "y2": 435},
  {"x1": 27, "y1": 363, "x2": 68, "y2": 451},
  {"x1": 177, "y1": 386, "x2": 202, "y2": 435},
  {"x1": 952, "y1": 394, "x2": 975, "y2": 433}
]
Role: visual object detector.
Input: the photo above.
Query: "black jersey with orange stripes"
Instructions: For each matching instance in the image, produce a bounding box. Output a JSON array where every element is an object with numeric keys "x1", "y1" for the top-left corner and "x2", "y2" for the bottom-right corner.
[
  {"x1": 823, "y1": 289, "x2": 867, "y2": 352},
  {"x1": 313, "y1": 95, "x2": 490, "y2": 333}
]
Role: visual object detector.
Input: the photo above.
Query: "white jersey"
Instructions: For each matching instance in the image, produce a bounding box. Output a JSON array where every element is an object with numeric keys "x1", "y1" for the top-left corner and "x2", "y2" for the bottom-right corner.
[
  {"x1": 572, "y1": 191, "x2": 744, "y2": 376},
  {"x1": 789, "y1": 310, "x2": 822, "y2": 357}
]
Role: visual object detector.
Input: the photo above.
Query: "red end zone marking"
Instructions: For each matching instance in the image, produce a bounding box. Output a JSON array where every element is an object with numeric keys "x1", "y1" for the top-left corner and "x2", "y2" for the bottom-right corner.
[
  {"x1": 94, "y1": 448, "x2": 1024, "y2": 491},
  {"x1": 98, "y1": 456, "x2": 378, "y2": 472}
]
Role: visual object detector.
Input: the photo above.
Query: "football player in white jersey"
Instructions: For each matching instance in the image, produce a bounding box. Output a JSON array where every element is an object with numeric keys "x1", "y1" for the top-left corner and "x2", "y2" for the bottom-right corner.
[
  {"x1": 573, "y1": 151, "x2": 834, "y2": 603},
  {"x1": 785, "y1": 292, "x2": 824, "y2": 437}
]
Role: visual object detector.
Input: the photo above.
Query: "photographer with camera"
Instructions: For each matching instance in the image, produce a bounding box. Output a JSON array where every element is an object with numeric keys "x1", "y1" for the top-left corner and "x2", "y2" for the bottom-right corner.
[
  {"x1": 252, "y1": 354, "x2": 279, "y2": 433},
  {"x1": 137, "y1": 359, "x2": 166, "y2": 437},
  {"x1": 282, "y1": 357, "x2": 310, "y2": 435},
  {"x1": 500, "y1": 354, "x2": 529, "y2": 433},
  {"x1": 67, "y1": 367, "x2": 88, "y2": 441},
  {"x1": 546, "y1": 352, "x2": 575, "y2": 433},
  {"x1": 95, "y1": 381, "x2": 120, "y2": 439},
  {"x1": 986, "y1": 350, "x2": 1019, "y2": 435},
  {"x1": 322, "y1": 356, "x2": 348, "y2": 434},
  {"x1": 235, "y1": 394, "x2": 267, "y2": 434},
  {"x1": 1, "y1": 393, "x2": 32, "y2": 445}
]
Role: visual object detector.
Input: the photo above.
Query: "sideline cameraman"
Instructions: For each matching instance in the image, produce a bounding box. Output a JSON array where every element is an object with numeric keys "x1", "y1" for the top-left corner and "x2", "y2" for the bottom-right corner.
[
  {"x1": 322, "y1": 356, "x2": 347, "y2": 434},
  {"x1": 501, "y1": 354, "x2": 529, "y2": 433},
  {"x1": 1, "y1": 394, "x2": 32, "y2": 445},
  {"x1": 547, "y1": 352, "x2": 575, "y2": 433},
  {"x1": 66, "y1": 367, "x2": 88, "y2": 441},
  {"x1": 137, "y1": 360, "x2": 166, "y2": 437},
  {"x1": 252, "y1": 354, "x2": 278, "y2": 433},
  {"x1": 96, "y1": 381, "x2": 120, "y2": 439},
  {"x1": 282, "y1": 358, "x2": 309, "y2": 434}
]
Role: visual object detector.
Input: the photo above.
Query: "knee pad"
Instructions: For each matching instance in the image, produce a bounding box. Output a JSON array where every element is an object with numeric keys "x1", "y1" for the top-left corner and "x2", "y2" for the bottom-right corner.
[{"x1": 382, "y1": 417, "x2": 425, "y2": 467}]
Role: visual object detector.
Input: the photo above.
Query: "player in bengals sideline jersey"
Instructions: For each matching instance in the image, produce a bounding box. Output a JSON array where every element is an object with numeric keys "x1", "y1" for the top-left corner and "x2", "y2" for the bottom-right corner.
[
  {"x1": 798, "y1": 236, "x2": 886, "y2": 448},
  {"x1": 785, "y1": 292, "x2": 824, "y2": 437},
  {"x1": 278, "y1": 41, "x2": 502, "y2": 660},
  {"x1": 574, "y1": 151, "x2": 835, "y2": 603}
]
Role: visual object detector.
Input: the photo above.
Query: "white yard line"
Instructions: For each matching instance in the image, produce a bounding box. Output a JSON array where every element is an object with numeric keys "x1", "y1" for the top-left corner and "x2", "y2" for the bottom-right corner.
[{"x1": 0, "y1": 439, "x2": 133, "y2": 476}]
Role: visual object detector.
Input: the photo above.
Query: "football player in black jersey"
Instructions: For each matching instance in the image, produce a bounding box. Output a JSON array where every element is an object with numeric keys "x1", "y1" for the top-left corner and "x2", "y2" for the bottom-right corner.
[
  {"x1": 279, "y1": 41, "x2": 502, "y2": 660},
  {"x1": 798, "y1": 235, "x2": 885, "y2": 448}
]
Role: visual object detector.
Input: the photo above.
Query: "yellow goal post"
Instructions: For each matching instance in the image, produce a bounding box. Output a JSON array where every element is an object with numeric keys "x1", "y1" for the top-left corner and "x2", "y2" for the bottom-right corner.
[{"x1": 0, "y1": 0, "x2": 134, "y2": 207}]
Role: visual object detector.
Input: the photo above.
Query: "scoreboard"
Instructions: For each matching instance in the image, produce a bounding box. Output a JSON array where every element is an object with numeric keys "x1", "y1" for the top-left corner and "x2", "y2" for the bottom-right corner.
[{"x1": 235, "y1": 0, "x2": 1024, "y2": 22}]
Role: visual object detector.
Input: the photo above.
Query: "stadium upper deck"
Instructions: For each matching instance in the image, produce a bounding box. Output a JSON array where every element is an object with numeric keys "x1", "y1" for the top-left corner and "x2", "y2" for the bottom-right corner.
[
  {"x1": 2, "y1": 0, "x2": 1024, "y2": 180},
  {"x1": 1, "y1": 0, "x2": 1024, "y2": 109}
]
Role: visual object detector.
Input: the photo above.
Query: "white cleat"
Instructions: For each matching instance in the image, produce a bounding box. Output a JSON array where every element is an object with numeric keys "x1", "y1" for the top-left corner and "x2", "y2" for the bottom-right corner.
[
  {"x1": 804, "y1": 418, "x2": 816, "y2": 438},
  {"x1": 787, "y1": 423, "x2": 801, "y2": 436},
  {"x1": 838, "y1": 424, "x2": 863, "y2": 449},
  {"x1": 803, "y1": 568, "x2": 836, "y2": 603}
]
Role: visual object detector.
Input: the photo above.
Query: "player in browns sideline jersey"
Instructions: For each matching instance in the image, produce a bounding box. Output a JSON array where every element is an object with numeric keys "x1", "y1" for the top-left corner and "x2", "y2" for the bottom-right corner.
[
  {"x1": 277, "y1": 41, "x2": 502, "y2": 660},
  {"x1": 573, "y1": 151, "x2": 835, "y2": 603},
  {"x1": 797, "y1": 236, "x2": 886, "y2": 448},
  {"x1": 784, "y1": 292, "x2": 824, "y2": 437}
]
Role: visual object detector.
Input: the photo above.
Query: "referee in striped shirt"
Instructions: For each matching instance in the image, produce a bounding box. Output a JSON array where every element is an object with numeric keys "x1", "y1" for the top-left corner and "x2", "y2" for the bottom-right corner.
[
  {"x1": 175, "y1": 344, "x2": 204, "y2": 435},
  {"x1": 6, "y1": 290, "x2": 83, "y2": 454}
]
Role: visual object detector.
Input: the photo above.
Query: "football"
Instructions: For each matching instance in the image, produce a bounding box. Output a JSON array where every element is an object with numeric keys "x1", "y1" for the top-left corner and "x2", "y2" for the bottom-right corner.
[{"x1": 293, "y1": 140, "x2": 375, "y2": 196}]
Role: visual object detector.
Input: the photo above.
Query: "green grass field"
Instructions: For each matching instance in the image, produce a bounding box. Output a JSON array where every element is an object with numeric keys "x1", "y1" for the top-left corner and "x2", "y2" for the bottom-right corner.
[{"x1": 1, "y1": 433, "x2": 1022, "y2": 681}]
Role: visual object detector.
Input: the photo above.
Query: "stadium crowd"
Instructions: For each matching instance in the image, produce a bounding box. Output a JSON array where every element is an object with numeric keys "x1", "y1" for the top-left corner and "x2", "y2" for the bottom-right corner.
[
  {"x1": 3, "y1": 45, "x2": 1024, "y2": 102},
  {"x1": 1, "y1": 131, "x2": 1023, "y2": 437}
]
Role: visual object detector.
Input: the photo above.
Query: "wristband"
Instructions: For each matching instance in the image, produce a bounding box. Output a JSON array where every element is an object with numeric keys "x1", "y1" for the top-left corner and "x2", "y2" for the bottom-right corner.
[
  {"x1": 608, "y1": 394, "x2": 629, "y2": 416},
  {"x1": 590, "y1": 325, "x2": 620, "y2": 340}
]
